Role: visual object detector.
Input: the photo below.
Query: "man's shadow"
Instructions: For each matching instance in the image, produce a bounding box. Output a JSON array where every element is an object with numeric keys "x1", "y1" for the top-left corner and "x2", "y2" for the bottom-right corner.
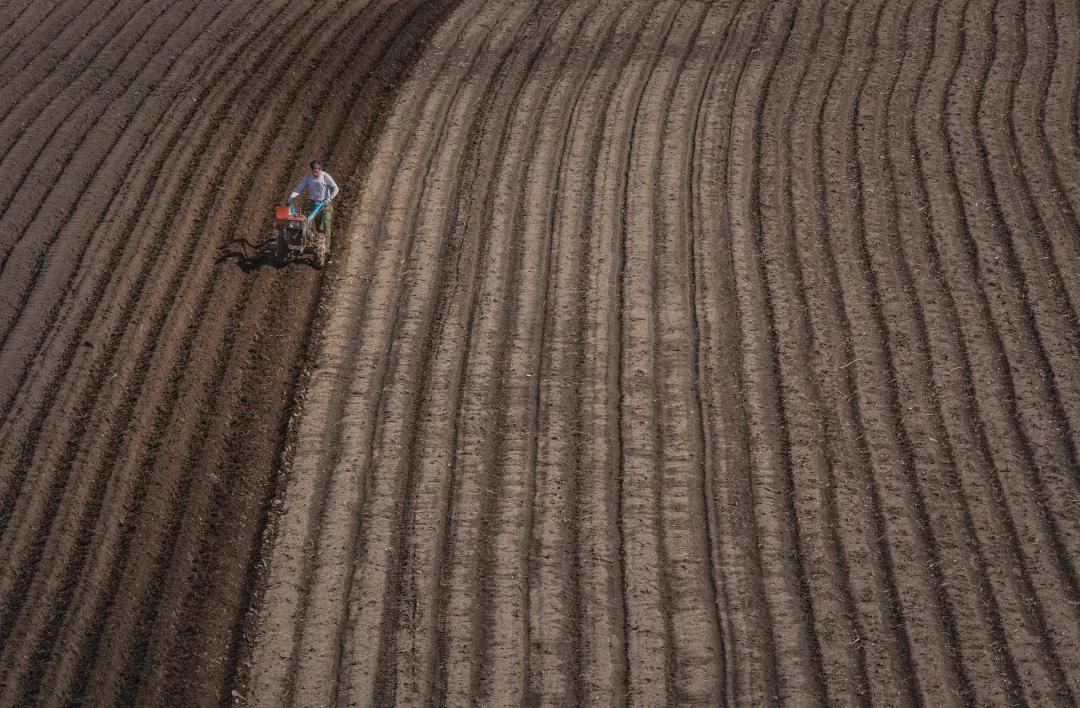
[{"x1": 216, "y1": 236, "x2": 278, "y2": 272}]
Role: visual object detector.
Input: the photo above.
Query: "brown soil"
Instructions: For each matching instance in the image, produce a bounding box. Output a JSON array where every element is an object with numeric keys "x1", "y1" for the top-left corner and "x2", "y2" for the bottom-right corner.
[
  {"x1": 0, "y1": 0, "x2": 454, "y2": 704},
  {"x1": 3, "y1": 0, "x2": 1080, "y2": 705}
]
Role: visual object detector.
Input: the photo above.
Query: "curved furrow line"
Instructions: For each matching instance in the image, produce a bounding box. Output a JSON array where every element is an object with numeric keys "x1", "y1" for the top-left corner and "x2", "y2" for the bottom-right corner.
[
  {"x1": 570, "y1": 1, "x2": 678, "y2": 703},
  {"x1": 649, "y1": 3, "x2": 730, "y2": 703},
  {"x1": 0, "y1": 0, "x2": 371, "y2": 470},
  {"x1": 823, "y1": 0, "x2": 973, "y2": 700},
  {"x1": 0, "y1": 0, "x2": 228, "y2": 350},
  {"x1": 523, "y1": 6, "x2": 643, "y2": 702},
  {"x1": 0, "y1": 5, "x2": 295, "y2": 595},
  {"x1": 0, "y1": 0, "x2": 272, "y2": 629},
  {"x1": 426, "y1": 9, "x2": 581, "y2": 700},
  {"x1": 683, "y1": 2, "x2": 757, "y2": 702},
  {"x1": 977, "y1": 0, "x2": 1080, "y2": 534},
  {"x1": 38, "y1": 0, "x2": 403, "y2": 694},
  {"x1": 890, "y1": 1, "x2": 1069, "y2": 702},
  {"x1": 1073, "y1": 0, "x2": 1080, "y2": 152},
  {"x1": 0, "y1": 0, "x2": 128, "y2": 100},
  {"x1": 922, "y1": 0, "x2": 1080, "y2": 700},
  {"x1": 0, "y1": 2, "x2": 273, "y2": 410},
  {"x1": 0, "y1": 0, "x2": 328, "y2": 620},
  {"x1": 475, "y1": 4, "x2": 620, "y2": 702},
  {"x1": 221, "y1": 6, "x2": 463, "y2": 701},
  {"x1": 413, "y1": 3, "x2": 563, "y2": 703},
  {"x1": 550, "y1": 4, "x2": 664, "y2": 702},
  {"x1": 339, "y1": 4, "x2": 564, "y2": 704},
  {"x1": 956, "y1": 0, "x2": 1080, "y2": 612},
  {"x1": 608, "y1": 2, "x2": 691, "y2": 703},
  {"x1": 803, "y1": 0, "x2": 926, "y2": 701},
  {"x1": 0, "y1": 3, "x2": 371, "y2": 699},
  {"x1": 692, "y1": 0, "x2": 779, "y2": 701},
  {"x1": 0, "y1": 0, "x2": 40, "y2": 39},
  {"x1": 884, "y1": 0, "x2": 1038, "y2": 700},
  {"x1": 1014, "y1": 0, "x2": 1080, "y2": 325},
  {"x1": 791, "y1": 0, "x2": 917, "y2": 701},
  {"x1": 857, "y1": 0, "x2": 1022, "y2": 701},
  {"x1": 729, "y1": 0, "x2": 831, "y2": 701},
  {"x1": 0, "y1": 0, "x2": 330, "y2": 638},
  {"x1": 378, "y1": 12, "x2": 538, "y2": 704},
  {"x1": 477, "y1": 1, "x2": 593, "y2": 689},
  {"x1": 0, "y1": 0, "x2": 270, "y2": 488},
  {"x1": 1044, "y1": 0, "x2": 1080, "y2": 234},
  {"x1": 0, "y1": 0, "x2": 176, "y2": 244},
  {"x1": 37, "y1": 5, "x2": 423, "y2": 703},
  {"x1": 247, "y1": 4, "x2": 507, "y2": 705},
  {"x1": 131, "y1": 4, "x2": 461, "y2": 704},
  {"x1": 242, "y1": 4, "x2": 489, "y2": 701},
  {"x1": 757, "y1": 0, "x2": 871, "y2": 700},
  {"x1": 419, "y1": 5, "x2": 592, "y2": 704},
  {"x1": 0, "y1": 0, "x2": 104, "y2": 86},
  {"x1": 571, "y1": 4, "x2": 695, "y2": 701},
  {"x1": 0, "y1": 0, "x2": 233, "y2": 378},
  {"x1": 325, "y1": 7, "x2": 532, "y2": 703}
]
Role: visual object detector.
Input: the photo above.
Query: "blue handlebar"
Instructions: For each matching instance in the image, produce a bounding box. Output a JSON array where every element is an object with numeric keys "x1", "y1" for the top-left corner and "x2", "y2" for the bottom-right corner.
[{"x1": 288, "y1": 198, "x2": 326, "y2": 223}]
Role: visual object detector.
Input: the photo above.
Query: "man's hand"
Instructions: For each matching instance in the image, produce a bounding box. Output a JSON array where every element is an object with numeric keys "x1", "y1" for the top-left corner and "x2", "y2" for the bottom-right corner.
[{"x1": 290, "y1": 192, "x2": 299, "y2": 199}]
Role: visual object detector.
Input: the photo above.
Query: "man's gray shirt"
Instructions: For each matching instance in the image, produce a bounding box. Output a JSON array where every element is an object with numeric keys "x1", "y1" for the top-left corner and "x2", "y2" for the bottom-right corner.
[{"x1": 292, "y1": 172, "x2": 339, "y2": 201}]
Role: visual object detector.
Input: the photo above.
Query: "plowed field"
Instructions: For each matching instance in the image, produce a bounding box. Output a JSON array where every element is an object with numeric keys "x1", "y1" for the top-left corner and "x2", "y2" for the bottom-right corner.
[{"x1": 3, "y1": 0, "x2": 1080, "y2": 705}]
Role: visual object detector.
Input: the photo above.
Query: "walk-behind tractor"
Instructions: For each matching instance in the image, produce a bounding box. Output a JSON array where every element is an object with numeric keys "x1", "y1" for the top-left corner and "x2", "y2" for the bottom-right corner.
[{"x1": 274, "y1": 199, "x2": 328, "y2": 268}]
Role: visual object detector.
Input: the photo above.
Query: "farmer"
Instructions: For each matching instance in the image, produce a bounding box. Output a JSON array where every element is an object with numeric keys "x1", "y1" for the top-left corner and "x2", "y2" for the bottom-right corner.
[{"x1": 290, "y1": 160, "x2": 339, "y2": 250}]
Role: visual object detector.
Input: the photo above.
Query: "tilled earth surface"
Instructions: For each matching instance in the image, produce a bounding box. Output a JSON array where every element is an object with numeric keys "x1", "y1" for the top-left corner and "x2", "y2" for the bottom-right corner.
[
  {"x1": 0, "y1": 0, "x2": 452, "y2": 704},
  {"x1": 3, "y1": 0, "x2": 1080, "y2": 705}
]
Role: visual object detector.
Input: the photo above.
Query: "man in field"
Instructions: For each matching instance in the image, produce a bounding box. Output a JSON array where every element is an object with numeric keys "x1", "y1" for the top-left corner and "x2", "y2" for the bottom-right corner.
[{"x1": 290, "y1": 160, "x2": 339, "y2": 253}]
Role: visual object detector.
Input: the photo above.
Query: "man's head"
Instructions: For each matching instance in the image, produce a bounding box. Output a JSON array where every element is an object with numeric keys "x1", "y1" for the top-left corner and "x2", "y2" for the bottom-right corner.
[{"x1": 310, "y1": 160, "x2": 322, "y2": 178}]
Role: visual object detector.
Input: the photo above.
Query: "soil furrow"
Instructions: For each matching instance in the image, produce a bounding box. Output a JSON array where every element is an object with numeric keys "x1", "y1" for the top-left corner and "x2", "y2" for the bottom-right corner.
[
  {"x1": 856, "y1": 0, "x2": 1020, "y2": 701},
  {"x1": 0, "y1": 0, "x2": 151, "y2": 141},
  {"x1": 890, "y1": 2, "x2": 1072, "y2": 703},
  {"x1": 144, "y1": 3, "x2": 462, "y2": 702},
  {"x1": 468, "y1": 4, "x2": 607, "y2": 703},
  {"x1": 1014, "y1": 0, "x2": 1080, "y2": 327},
  {"x1": 0, "y1": 0, "x2": 268, "y2": 490},
  {"x1": 0, "y1": 0, "x2": 105, "y2": 87},
  {"x1": 649, "y1": 3, "x2": 730, "y2": 703},
  {"x1": 798, "y1": 0, "x2": 923, "y2": 701},
  {"x1": 912, "y1": 0, "x2": 1080, "y2": 702},
  {"x1": 40, "y1": 6, "x2": 418, "y2": 702},
  {"x1": 0, "y1": 0, "x2": 266, "y2": 650},
  {"x1": 428, "y1": 5, "x2": 585, "y2": 704},
  {"x1": 758, "y1": 0, "x2": 871, "y2": 699},
  {"x1": 341, "y1": 6, "x2": 543, "y2": 702},
  {"x1": 1045, "y1": 0, "x2": 1080, "y2": 237},
  {"x1": 822, "y1": 0, "x2": 980, "y2": 701},
  {"x1": 975, "y1": 0, "x2": 1080, "y2": 563},
  {"x1": 327, "y1": 8, "x2": 529, "y2": 703},
  {"x1": 0, "y1": 2, "x2": 368, "y2": 697},
  {"x1": 6, "y1": 0, "x2": 1080, "y2": 702},
  {"x1": 381, "y1": 17, "x2": 532, "y2": 704},
  {"x1": 0, "y1": 0, "x2": 227, "y2": 352},
  {"x1": 0, "y1": 0, "x2": 451, "y2": 699},
  {"x1": 729, "y1": 0, "x2": 832, "y2": 700},
  {"x1": 0, "y1": 0, "x2": 278, "y2": 445},
  {"x1": 245, "y1": 3, "x2": 501, "y2": 704},
  {"x1": 612, "y1": 2, "x2": 691, "y2": 702},
  {"x1": 692, "y1": 0, "x2": 779, "y2": 701},
  {"x1": 0, "y1": 0, "x2": 183, "y2": 255},
  {"x1": 524, "y1": 3, "x2": 655, "y2": 703}
]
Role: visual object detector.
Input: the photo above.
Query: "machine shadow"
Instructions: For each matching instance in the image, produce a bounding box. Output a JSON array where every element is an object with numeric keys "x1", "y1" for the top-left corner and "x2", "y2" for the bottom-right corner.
[{"x1": 216, "y1": 236, "x2": 279, "y2": 272}]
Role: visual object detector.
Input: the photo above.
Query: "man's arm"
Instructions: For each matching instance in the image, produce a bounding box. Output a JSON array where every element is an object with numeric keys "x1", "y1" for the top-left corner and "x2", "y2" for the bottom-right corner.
[
  {"x1": 325, "y1": 173, "x2": 339, "y2": 201},
  {"x1": 290, "y1": 175, "x2": 309, "y2": 199}
]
